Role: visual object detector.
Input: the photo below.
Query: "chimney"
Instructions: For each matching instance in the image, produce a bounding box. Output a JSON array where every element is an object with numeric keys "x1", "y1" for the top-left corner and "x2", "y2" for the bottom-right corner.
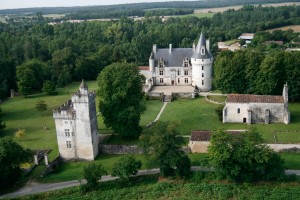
[
  {"x1": 206, "y1": 39, "x2": 210, "y2": 52},
  {"x1": 153, "y1": 44, "x2": 157, "y2": 53},
  {"x1": 169, "y1": 44, "x2": 172, "y2": 53},
  {"x1": 193, "y1": 43, "x2": 196, "y2": 51}
]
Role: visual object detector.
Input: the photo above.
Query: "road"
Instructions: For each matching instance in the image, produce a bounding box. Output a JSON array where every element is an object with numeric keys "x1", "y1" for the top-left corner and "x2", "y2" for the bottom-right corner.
[{"x1": 1, "y1": 168, "x2": 299, "y2": 199}]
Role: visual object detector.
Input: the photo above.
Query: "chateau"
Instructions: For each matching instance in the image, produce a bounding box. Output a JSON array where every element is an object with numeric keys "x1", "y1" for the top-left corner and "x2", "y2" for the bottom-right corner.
[
  {"x1": 223, "y1": 84, "x2": 290, "y2": 124},
  {"x1": 142, "y1": 33, "x2": 213, "y2": 92},
  {"x1": 53, "y1": 80, "x2": 99, "y2": 160}
]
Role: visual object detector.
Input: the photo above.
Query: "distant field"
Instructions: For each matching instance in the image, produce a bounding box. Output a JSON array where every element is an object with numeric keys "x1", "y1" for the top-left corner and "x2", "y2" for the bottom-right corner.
[
  {"x1": 43, "y1": 14, "x2": 65, "y2": 18},
  {"x1": 194, "y1": 2, "x2": 300, "y2": 14},
  {"x1": 266, "y1": 25, "x2": 300, "y2": 33}
]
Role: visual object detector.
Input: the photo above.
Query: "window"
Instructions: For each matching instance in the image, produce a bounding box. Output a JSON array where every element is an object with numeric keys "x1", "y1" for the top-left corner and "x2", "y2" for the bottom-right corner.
[
  {"x1": 202, "y1": 80, "x2": 204, "y2": 85},
  {"x1": 184, "y1": 70, "x2": 188, "y2": 76},
  {"x1": 178, "y1": 78, "x2": 180, "y2": 83},
  {"x1": 65, "y1": 129, "x2": 70, "y2": 137},
  {"x1": 72, "y1": 132, "x2": 74, "y2": 137},
  {"x1": 160, "y1": 78, "x2": 164, "y2": 83},
  {"x1": 202, "y1": 65, "x2": 204, "y2": 70},
  {"x1": 202, "y1": 73, "x2": 204, "y2": 78},
  {"x1": 66, "y1": 141, "x2": 72, "y2": 149},
  {"x1": 159, "y1": 70, "x2": 164, "y2": 75},
  {"x1": 159, "y1": 58, "x2": 164, "y2": 68},
  {"x1": 185, "y1": 78, "x2": 188, "y2": 83},
  {"x1": 202, "y1": 48, "x2": 205, "y2": 54},
  {"x1": 177, "y1": 70, "x2": 180, "y2": 76},
  {"x1": 64, "y1": 121, "x2": 68, "y2": 124},
  {"x1": 237, "y1": 108, "x2": 240, "y2": 114},
  {"x1": 184, "y1": 57, "x2": 189, "y2": 67}
]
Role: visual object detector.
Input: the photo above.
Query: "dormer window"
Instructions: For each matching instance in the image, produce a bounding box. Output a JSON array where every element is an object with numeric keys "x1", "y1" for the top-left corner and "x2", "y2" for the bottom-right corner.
[
  {"x1": 159, "y1": 58, "x2": 164, "y2": 68},
  {"x1": 184, "y1": 57, "x2": 189, "y2": 67},
  {"x1": 201, "y1": 48, "x2": 205, "y2": 55}
]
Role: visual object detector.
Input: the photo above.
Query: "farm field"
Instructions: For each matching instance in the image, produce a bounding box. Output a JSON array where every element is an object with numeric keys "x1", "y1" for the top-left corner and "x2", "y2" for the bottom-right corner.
[
  {"x1": 194, "y1": 2, "x2": 300, "y2": 14},
  {"x1": 266, "y1": 25, "x2": 300, "y2": 33}
]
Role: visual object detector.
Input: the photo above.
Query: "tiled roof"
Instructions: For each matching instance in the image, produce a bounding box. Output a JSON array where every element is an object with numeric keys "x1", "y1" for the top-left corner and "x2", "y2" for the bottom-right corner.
[
  {"x1": 190, "y1": 130, "x2": 244, "y2": 141},
  {"x1": 227, "y1": 94, "x2": 284, "y2": 103},
  {"x1": 139, "y1": 66, "x2": 150, "y2": 71}
]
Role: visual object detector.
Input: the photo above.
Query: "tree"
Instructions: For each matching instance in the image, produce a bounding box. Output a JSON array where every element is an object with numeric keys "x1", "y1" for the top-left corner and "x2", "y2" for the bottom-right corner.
[
  {"x1": 15, "y1": 129, "x2": 25, "y2": 142},
  {"x1": 0, "y1": 137, "x2": 32, "y2": 191},
  {"x1": 0, "y1": 107, "x2": 5, "y2": 134},
  {"x1": 208, "y1": 129, "x2": 285, "y2": 183},
  {"x1": 97, "y1": 62, "x2": 145, "y2": 139},
  {"x1": 35, "y1": 100, "x2": 48, "y2": 112},
  {"x1": 16, "y1": 65, "x2": 35, "y2": 97},
  {"x1": 140, "y1": 121, "x2": 191, "y2": 177},
  {"x1": 82, "y1": 163, "x2": 107, "y2": 190},
  {"x1": 112, "y1": 155, "x2": 142, "y2": 180},
  {"x1": 215, "y1": 105, "x2": 224, "y2": 122},
  {"x1": 42, "y1": 80, "x2": 57, "y2": 95}
]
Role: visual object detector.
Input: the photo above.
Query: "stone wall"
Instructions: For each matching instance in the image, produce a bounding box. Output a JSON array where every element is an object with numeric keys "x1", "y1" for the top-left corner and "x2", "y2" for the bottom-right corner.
[
  {"x1": 172, "y1": 92, "x2": 195, "y2": 99},
  {"x1": 147, "y1": 92, "x2": 164, "y2": 100},
  {"x1": 99, "y1": 144, "x2": 144, "y2": 154}
]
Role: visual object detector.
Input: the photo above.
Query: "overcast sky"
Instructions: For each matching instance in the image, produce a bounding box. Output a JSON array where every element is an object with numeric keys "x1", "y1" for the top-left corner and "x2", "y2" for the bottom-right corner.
[{"x1": 0, "y1": 0, "x2": 192, "y2": 10}]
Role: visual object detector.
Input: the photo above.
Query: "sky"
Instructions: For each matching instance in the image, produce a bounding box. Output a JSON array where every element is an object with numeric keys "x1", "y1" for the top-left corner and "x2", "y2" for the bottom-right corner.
[{"x1": 0, "y1": 0, "x2": 191, "y2": 10}]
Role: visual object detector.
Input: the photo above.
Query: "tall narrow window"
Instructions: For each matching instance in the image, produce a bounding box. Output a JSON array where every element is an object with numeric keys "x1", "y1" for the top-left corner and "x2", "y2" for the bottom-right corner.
[
  {"x1": 184, "y1": 70, "x2": 188, "y2": 76},
  {"x1": 202, "y1": 65, "x2": 204, "y2": 70},
  {"x1": 66, "y1": 141, "x2": 72, "y2": 149},
  {"x1": 65, "y1": 129, "x2": 70, "y2": 137},
  {"x1": 159, "y1": 58, "x2": 164, "y2": 68},
  {"x1": 177, "y1": 70, "x2": 180, "y2": 75},
  {"x1": 202, "y1": 80, "x2": 204, "y2": 85},
  {"x1": 160, "y1": 78, "x2": 164, "y2": 83},
  {"x1": 202, "y1": 73, "x2": 204, "y2": 78},
  {"x1": 237, "y1": 108, "x2": 240, "y2": 113},
  {"x1": 185, "y1": 78, "x2": 188, "y2": 83},
  {"x1": 202, "y1": 49, "x2": 205, "y2": 54},
  {"x1": 178, "y1": 78, "x2": 180, "y2": 83}
]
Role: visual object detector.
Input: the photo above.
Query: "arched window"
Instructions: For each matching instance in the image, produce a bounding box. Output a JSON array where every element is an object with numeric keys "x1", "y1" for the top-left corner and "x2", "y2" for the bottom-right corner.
[{"x1": 237, "y1": 108, "x2": 240, "y2": 113}]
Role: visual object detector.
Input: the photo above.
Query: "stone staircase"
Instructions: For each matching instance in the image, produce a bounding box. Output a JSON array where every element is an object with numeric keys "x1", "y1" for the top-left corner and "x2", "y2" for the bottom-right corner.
[{"x1": 163, "y1": 95, "x2": 172, "y2": 102}]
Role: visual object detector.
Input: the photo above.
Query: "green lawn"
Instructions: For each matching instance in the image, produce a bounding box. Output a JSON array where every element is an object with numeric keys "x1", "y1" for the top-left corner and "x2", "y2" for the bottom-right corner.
[
  {"x1": 159, "y1": 97, "x2": 300, "y2": 143},
  {"x1": 281, "y1": 153, "x2": 300, "y2": 169},
  {"x1": 276, "y1": 132, "x2": 300, "y2": 144}
]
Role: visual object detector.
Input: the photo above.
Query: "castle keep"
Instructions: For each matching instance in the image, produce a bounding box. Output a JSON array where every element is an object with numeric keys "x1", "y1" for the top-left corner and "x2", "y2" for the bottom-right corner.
[{"x1": 53, "y1": 80, "x2": 99, "y2": 160}]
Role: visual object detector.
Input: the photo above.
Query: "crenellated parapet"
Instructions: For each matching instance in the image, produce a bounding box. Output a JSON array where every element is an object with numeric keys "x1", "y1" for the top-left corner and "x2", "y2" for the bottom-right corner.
[{"x1": 53, "y1": 99, "x2": 76, "y2": 120}]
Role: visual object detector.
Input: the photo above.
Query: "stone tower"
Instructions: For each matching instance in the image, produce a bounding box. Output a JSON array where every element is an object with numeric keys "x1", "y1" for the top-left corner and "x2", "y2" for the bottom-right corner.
[
  {"x1": 53, "y1": 80, "x2": 99, "y2": 161},
  {"x1": 191, "y1": 33, "x2": 213, "y2": 91}
]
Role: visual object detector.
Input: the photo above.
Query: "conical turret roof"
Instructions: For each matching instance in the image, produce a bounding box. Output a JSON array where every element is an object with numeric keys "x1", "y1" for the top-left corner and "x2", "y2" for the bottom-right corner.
[
  {"x1": 192, "y1": 32, "x2": 212, "y2": 59},
  {"x1": 79, "y1": 79, "x2": 88, "y2": 90}
]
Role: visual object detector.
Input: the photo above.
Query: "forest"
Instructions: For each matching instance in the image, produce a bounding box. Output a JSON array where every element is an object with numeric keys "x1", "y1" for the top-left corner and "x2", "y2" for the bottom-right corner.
[{"x1": 0, "y1": 4, "x2": 300, "y2": 100}]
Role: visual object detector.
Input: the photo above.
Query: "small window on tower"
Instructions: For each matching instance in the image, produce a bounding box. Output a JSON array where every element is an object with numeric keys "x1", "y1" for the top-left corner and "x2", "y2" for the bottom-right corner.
[
  {"x1": 237, "y1": 108, "x2": 240, "y2": 114},
  {"x1": 202, "y1": 49, "x2": 204, "y2": 54},
  {"x1": 66, "y1": 141, "x2": 72, "y2": 149},
  {"x1": 178, "y1": 78, "x2": 180, "y2": 83},
  {"x1": 185, "y1": 78, "x2": 188, "y2": 83},
  {"x1": 160, "y1": 78, "x2": 164, "y2": 83},
  {"x1": 202, "y1": 73, "x2": 204, "y2": 78},
  {"x1": 202, "y1": 65, "x2": 204, "y2": 70},
  {"x1": 184, "y1": 70, "x2": 188, "y2": 76},
  {"x1": 177, "y1": 71, "x2": 180, "y2": 75},
  {"x1": 160, "y1": 70, "x2": 164, "y2": 75},
  {"x1": 65, "y1": 129, "x2": 70, "y2": 137},
  {"x1": 202, "y1": 80, "x2": 204, "y2": 85}
]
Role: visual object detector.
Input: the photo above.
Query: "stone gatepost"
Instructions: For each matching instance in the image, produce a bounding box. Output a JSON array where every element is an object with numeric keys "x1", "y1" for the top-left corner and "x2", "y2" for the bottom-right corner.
[
  {"x1": 34, "y1": 155, "x2": 38, "y2": 165},
  {"x1": 44, "y1": 154, "x2": 49, "y2": 166}
]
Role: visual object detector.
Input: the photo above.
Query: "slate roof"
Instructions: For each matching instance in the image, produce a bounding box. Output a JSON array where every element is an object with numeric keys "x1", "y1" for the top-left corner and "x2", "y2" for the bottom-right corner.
[
  {"x1": 152, "y1": 33, "x2": 212, "y2": 67},
  {"x1": 190, "y1": 130, "x2": 244, "y2": 141},
  {"x1": 227, "y1": 94, "x2": 284, "y2": 104}
]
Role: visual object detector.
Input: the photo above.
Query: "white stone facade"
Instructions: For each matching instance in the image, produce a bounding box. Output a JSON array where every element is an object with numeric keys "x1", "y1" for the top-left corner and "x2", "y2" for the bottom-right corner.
[
  {"x1": 223, "y1": 84, "x2": 290, "y2": 124},
  {"x1": 53, "y1": 81, "x2": 99, "y2": 160},
  {"x1": 147, "y1": 33, "x2": 213, "y2": 92}
]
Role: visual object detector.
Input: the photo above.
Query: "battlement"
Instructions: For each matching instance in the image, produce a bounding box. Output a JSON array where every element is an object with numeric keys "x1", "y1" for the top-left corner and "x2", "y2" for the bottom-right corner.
[{"x1": 53, "y1": 100, "x2": 76, "y2": 119}]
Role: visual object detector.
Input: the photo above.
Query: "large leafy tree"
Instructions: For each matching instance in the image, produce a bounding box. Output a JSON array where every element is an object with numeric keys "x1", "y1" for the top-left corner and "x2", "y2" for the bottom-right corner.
[
  {"x1": 16, "y1": 65, "x2": 35, "y2": 97},
  {"x1": 140, "y1": 121, "x2": 191, "y2": 177},
  {"x1": 97, "y1": 62, "x2": 145, "y2": 139},
  {"x1": 208, "y1": 129, "x2": 285, "y2": 183},
  {"x1": 0, "y1": 137, "x2": 32, "y2": 191},
  {"x1": 112, "y1": 155, "x2": 142, "y2": 180}
]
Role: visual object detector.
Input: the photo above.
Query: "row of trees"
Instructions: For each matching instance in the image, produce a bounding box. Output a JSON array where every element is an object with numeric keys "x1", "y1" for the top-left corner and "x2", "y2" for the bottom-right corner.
[
  {"x1": 214, "y1": 50, "x2": 300, "y2": 101},
  {"x1": 1, "y1": 5, "x2": 300, "y2": 98}
]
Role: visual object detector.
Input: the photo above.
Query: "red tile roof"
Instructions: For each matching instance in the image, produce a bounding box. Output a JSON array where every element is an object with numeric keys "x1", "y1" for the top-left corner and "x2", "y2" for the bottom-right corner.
[
  {"x1": 227, "y1": 94, "x2": 284, "y2": 103},
  {"x1": 190, "y1": 130, "x2": 244, "y2": 141},
  {"x1": 138, "y1": 66, "x2": 150, "y2": 71}
]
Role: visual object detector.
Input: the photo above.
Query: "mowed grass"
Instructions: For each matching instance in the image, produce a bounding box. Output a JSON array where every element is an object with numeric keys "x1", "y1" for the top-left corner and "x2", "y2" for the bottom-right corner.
[
  {"x1": 281, "y1": 153, "x2": 300, "y2": 170},
  {"x1": 159, "y1": 97, "x2": 300, "y2": 143},
  {"x1": 38, "y1": 154, "x2": 147, "y2": 183}
]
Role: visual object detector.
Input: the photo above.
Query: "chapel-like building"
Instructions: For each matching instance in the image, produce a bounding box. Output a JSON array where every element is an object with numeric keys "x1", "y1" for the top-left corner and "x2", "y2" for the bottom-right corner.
[
  {"x1": 143, "y1": 33, "x2": 213, "y2": 92},
  {"x1": 53, "y1": 80, "x2": 99, "y2": 160}
]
